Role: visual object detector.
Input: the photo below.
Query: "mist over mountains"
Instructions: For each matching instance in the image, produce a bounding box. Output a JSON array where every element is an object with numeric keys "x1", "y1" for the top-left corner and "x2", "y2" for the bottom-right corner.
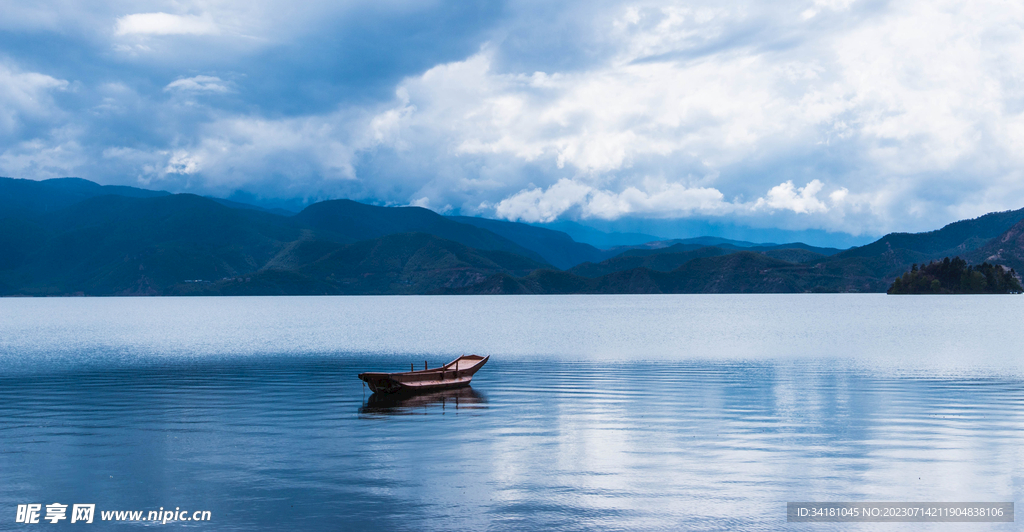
[{"x1": 2, "y1": 177, "x2": 1022, "y2": 296}]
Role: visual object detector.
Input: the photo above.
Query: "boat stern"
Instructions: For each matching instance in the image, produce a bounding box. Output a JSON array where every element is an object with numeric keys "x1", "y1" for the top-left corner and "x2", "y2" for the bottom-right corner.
[{"x1": 358, "y1": 373, "x2": 402, "y2": 394}]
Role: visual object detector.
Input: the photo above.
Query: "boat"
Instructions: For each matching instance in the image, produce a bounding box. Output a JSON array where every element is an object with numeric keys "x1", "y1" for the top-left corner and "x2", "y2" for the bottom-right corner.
[{"x1": 358, "y1": 355, "x2": 489, "y2": 394}]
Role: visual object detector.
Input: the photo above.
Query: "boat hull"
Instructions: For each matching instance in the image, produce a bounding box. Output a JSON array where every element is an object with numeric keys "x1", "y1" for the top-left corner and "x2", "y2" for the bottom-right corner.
[
  {"x1": 360, "y1": 376, "x2": 472, "y2": 394},
  {"x1": 358, "y1": 355, "x2": 489, "y2": 394}
]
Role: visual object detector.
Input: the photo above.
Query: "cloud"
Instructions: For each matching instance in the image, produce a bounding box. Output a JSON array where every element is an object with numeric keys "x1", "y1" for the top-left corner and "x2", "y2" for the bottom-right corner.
[
  {"x1": 802, "y1": 0, "x2": 858, "y2": 19},
  {"x1": 97, "y1": 112, "x2": 366, "y2": 197},
  {"x1": 114, "y1": 13, "x2": 219, "y2": 36},
  {"x1": 165, "y1": 76, "x2": 233, "y2": 93},
  {"x1": 756, "y1": 180, "x2": 828, "y2": 214},
  {"x1": 380, "y1": 49, "x2": 791, "y2": 176},
  {"x1": 164, "y1": 151, "x2": 200, "y2": 175},
  {"x1": 494, "y1": 179, "x2": 593, "y2": 223},
  {"x1": 0, "y1": 127, "x2": 87, "y2": 179},
  {"x1": 0, "y1": 63, "x2": 68, "y2": 137},
  {"x1": 495, "y1": 178, "x2": 737, "y2": 220},
  {"x1": 493, "y1": 177, "x2": 853, "y2": 223},
  {"x1": 5, "y1": 0, "x2": 1024, "y2": 239},
  {"x1": 492, "y1": 178, "x2": 731, "y2": 223}
]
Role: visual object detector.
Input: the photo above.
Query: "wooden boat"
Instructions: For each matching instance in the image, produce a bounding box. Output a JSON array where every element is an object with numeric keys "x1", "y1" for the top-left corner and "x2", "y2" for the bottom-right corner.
[{"x1": 358, "y1": 355, "x2": 489, "y2": 394}]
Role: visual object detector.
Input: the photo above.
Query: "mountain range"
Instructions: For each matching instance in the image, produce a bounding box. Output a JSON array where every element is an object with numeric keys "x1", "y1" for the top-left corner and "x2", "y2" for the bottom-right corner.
[{"x1": 1, "y1": 176, "x2": 1022, "y2": 295}]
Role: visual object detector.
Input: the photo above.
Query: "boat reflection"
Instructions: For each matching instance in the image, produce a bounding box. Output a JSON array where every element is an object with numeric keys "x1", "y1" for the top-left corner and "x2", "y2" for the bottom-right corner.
[{"x1": 359, "y1": 386, "x2": 487, "y2": 416}]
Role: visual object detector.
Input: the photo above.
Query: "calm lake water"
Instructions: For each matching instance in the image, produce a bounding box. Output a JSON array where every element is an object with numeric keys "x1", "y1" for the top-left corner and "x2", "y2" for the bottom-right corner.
[{"x1": 1, "y1": 295, "x2": 1022, "y2": 530}]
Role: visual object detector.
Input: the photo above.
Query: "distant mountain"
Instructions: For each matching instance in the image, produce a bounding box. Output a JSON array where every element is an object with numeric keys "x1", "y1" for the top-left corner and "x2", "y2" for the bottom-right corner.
[
  {"x1": 0, "y1": 176, "x2": 169, "y2": 217},
  {"x1": 650, "y1": 252, "x2": 831, "y2": 293},
  {"x1": 448, "y1": 252, "x2": 857, "y2": 295},
  {"x1": 665, "y1": 236, "x2": 764, "y2": 248},
  {"x1": 2, "y1": 194, "x2": 301, "y2": 295},
  {"x1": 174, "y1": 233, "x2": 547, "y2": 296},
  {"x1": 448, "y1": 216, "x2": 606, "y2": 269},
  {"x1": 442, "y1": 221, "x2": 836, "y2": 270},
  {"x1": 772, "y1": 206, "x2": 1024, "y2": 292},
  {"x1": 206, "y1": 197, "x2": 297, "y2": 217},
  {"x1": 605, "y1": 236, "x2": 761, "y2": 254},
  {"x1": 563, "y1": 239, "x2": 833, "y2": 278},
  {"x1": 533, "y1": 220, "x2": 665, "y2": 247},
  {"x1": 3, "y1": 176, "x2": 1024, "y2": 296},
  {"x1": 831, "y1": 208, "x2": 1024, "y2": 264},
  {"x1": 611, "y1": 239, "x2": 839, "y2": 257},
  {"x1": 967, "y1": 218, "x2": 1024, "y2": 272},
  {"x1": 568, "y1": 246, "x2": 735, "y2": 278},
  {"x1": 450, "y1": 210, "x2": 1024, "y2": 294},
  {"x1": 0, "y1": 192, "x2": 548, "y2": 296},
  {"x1": 759, "y1": 248, "x2": 828, "y2": 263},
  {"x1": 293, "y1": 200, "x2": 549, "y2": 265},
  {"x1": 539, "y1": 217, "x2": 874, "y2": 249}
]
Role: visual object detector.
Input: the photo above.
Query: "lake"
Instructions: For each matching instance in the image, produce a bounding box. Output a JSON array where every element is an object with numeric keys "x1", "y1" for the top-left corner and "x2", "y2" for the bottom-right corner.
[{"x1": 1, "y1": 295, "x2": 1021, "y2": 530}]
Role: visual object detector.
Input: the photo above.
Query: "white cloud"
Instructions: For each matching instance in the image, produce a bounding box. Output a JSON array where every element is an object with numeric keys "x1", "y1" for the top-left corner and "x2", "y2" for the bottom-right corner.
[
  {"x1": 495, "y1": 179, "x2": 593, "y2": 223},
  {"x1": 0, "y1": 63, "x2": 68, "y2": 136},
  {"x1": 492, "y1": 176, "x2": 859, "y2": 223},
  {"x1": 494, "y1": 178, "x2": 730, "y2": 223},
  {"x1": 114, "y1": 13, "x2": 219, "y2": 36},
  {"x1": 165, "y1": 76, "x2": 233, "y2": 93},
  {"x1": 803, "y1": 0, "x2": 858, "y2": 19},
  {"x1": 122, "y1": 113, "x2": 364, "y2": 196},
  {"x1": 0, "y1": 127, "x2": 87, "y2": 179},
  {"x1": 388, "y1": 49, "x2": 790, "y2": 175},
  {"x1": 756, "y1": 180, "x2": 828, "y2": 214},
  {"x1": 165, "y1": 151, "x2": 200, "y2": 175}
]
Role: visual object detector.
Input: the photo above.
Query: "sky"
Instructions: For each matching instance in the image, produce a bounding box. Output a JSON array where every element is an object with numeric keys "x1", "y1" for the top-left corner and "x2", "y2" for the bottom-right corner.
[{"x1": 2, "y1": 0, "x2": 1024, "y2": 244}]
